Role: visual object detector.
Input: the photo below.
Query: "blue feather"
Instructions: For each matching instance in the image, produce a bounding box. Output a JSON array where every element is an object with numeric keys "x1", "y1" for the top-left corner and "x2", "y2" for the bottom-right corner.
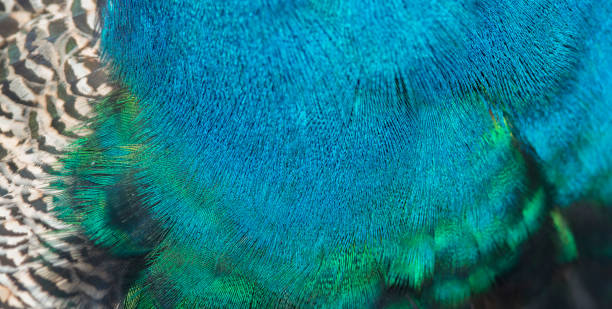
[{"x1": 54, "y1": 0, "x2": 612, "y2": 307}]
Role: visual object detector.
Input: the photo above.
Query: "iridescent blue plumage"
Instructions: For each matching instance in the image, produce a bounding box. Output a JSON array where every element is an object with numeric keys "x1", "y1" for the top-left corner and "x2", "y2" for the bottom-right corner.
[{"x1": 54, "y1": 0, "x2": 611, "y2": 307}]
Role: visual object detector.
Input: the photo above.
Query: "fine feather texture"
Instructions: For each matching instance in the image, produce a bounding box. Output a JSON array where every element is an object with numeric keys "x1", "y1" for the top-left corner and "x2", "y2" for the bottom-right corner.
[
  {"x1": 0, "y1": 1, "x2": 125, "y2": 307},
  {"x1": 53, "y1": 0, "x2": 611, "y2": 307}
]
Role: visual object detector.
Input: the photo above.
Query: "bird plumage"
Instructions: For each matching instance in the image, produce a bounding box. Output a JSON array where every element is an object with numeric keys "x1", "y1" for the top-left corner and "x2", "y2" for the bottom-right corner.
[
  {"x1": 2, "y1": 0, "x2": 611, "y2": 308},
  {"x1": 0, "y1": 1, "x2": 124, "y2": 308}
]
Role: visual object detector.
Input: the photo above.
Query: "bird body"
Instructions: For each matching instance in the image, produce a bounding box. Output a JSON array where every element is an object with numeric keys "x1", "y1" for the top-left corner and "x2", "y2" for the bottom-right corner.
[{"x1": 2, "y1": 0, "x2": 611, "y2": 308}]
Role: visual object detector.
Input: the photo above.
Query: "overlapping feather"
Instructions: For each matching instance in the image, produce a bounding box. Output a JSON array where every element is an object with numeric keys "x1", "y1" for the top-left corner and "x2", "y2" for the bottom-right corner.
[{"x1": 53, "y1": 0, "x2": 611, "y2": 307}]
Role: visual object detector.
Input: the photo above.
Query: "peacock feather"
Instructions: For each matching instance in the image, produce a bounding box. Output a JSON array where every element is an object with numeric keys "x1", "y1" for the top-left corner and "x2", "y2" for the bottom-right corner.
[{"x1": 2, "y1": 0, "x2": 611, "y2": 308}]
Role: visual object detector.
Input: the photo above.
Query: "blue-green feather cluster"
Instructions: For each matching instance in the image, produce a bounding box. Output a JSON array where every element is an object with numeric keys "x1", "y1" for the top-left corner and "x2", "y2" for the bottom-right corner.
[{"x1": 54, "y1": 0, "x2": 611, "y2": 307}]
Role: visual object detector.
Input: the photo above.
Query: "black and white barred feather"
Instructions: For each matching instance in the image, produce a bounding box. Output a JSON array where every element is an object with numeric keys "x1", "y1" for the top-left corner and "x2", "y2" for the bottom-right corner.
[{"x1": 0, "y1": 1, "x2": 123, "y2": 308}]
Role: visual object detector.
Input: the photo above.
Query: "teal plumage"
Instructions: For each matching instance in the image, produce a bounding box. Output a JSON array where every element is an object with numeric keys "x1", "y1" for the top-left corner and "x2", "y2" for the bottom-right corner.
[{"x1": 52, "y1": 0, "x2": 611, "y2": 307}]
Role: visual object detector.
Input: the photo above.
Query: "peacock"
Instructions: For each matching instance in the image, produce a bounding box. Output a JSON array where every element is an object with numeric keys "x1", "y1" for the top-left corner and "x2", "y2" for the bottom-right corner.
[{"x1": 1, "y1": 0, "x2": 611, "y2": 308}]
